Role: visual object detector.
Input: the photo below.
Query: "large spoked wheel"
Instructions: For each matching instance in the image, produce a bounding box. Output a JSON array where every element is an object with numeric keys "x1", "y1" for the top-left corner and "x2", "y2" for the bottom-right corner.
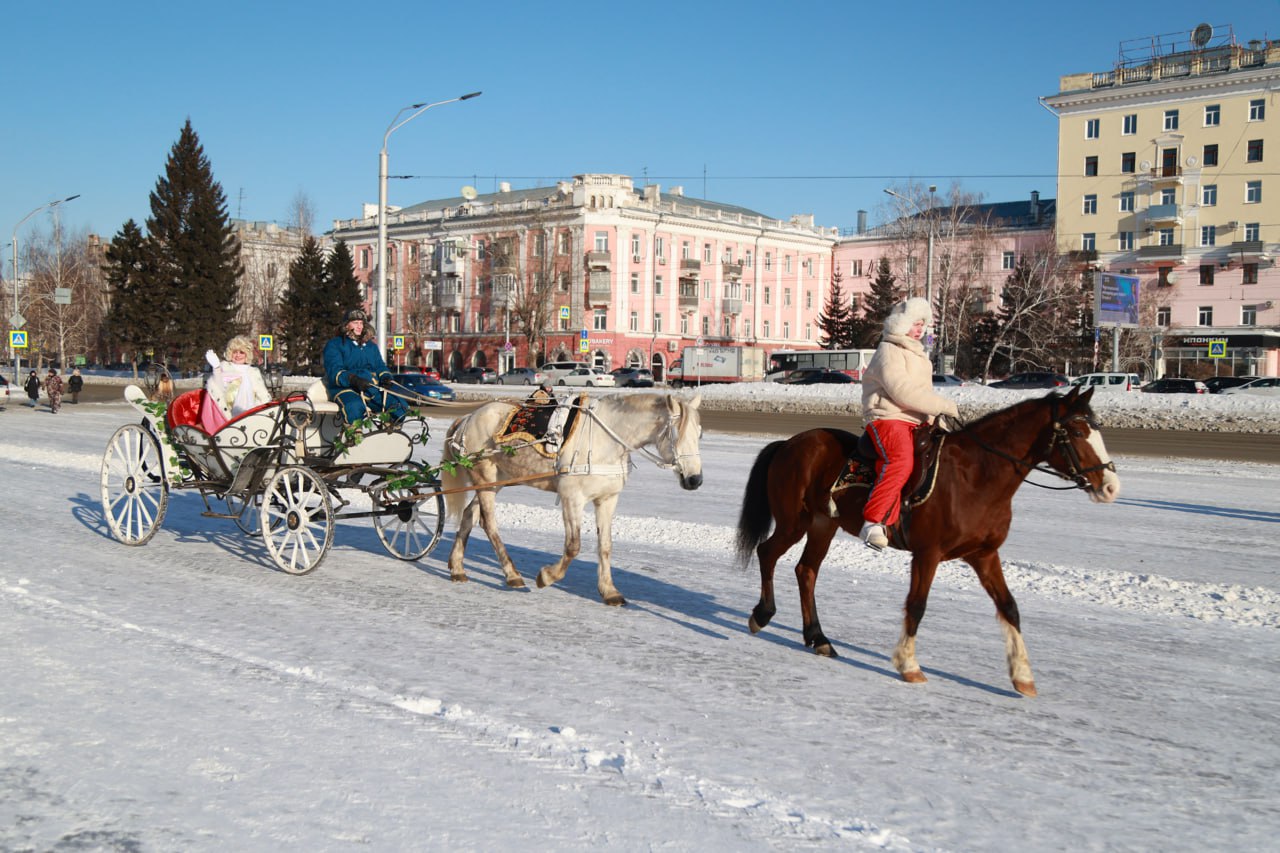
[
  {"x1": 260, "y1": 466, "x2": 333, "y2": 575},
  {"x1": 225, "y1": 493, "x2": 262, "y2": 535},
  {"x1": 371, "y1": 463, "x2": 444, "y2": 560},
  {"x1": 101, "y1": 423, "x2": 169, "y2": 545}
]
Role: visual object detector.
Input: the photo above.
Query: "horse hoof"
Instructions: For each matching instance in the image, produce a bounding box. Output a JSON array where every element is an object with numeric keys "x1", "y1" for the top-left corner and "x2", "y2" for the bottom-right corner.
[
  {"x1": 813, "y1": 643, "x2": 838, "y2": 658},
  {"x1": 1013, "y1": 680, "x2": 1038, "y2": 697},
  {"x1": 901, "y1": 669, "x2": 928, "y2": 684},
  {"x1": 450, "y1": 573, "x2": 469, "y2": 584},
  {"x1": 506, "y1": 576, "x2": 525, "y2": 589},
  {"x1": 748, "y1": 616, "x2": 762, "y2": 634},
  {"x1": 535, "y1": 573, "x2": 549, "y2": 589},
  {"x1": 603, "y1": 594, "x2": 626, "y2": 607}
]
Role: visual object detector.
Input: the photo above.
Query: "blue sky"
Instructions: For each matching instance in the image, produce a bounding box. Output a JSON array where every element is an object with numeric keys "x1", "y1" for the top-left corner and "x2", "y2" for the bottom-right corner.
[{"x1": 1, "y1": 0, "x2": 1272, "y2": 256}]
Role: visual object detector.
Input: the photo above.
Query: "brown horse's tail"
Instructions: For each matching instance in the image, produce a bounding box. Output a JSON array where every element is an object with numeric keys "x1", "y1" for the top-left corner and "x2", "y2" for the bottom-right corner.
[{"x1": 735, "y1": 440, "x2": 784, "y2": 567}]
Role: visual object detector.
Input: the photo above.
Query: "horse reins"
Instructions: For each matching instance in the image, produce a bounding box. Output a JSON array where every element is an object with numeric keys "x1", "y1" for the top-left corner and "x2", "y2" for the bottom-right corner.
[{"x1": 961, "y1": 399, "x2": 1116, "y2": 492}]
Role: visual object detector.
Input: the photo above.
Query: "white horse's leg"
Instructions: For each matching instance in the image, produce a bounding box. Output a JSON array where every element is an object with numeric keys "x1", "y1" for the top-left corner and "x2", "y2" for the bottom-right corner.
[
  {"x1": 447, "y1": 494, "x2": 481, "y2": 583},
  {"x1": 593, "y1": 492, "x2": 624, "y2": 606},
  {"x1": 475, "y1": 487, "x2": 524, "y2": 588},
  {"x1": 536, "y1": 490, "x2": 584, "y2": 590}
]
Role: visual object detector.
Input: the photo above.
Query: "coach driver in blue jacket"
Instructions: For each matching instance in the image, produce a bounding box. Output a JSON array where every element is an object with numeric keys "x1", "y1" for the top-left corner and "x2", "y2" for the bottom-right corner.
[{"x1": 322, "y1": 308, "x2": 408, "y2": 423}]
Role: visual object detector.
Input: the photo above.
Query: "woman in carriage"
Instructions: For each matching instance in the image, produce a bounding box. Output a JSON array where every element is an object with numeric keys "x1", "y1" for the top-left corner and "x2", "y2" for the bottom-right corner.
[{"x1": 200, "y1": 335, "x2": 272, "y2": 432}]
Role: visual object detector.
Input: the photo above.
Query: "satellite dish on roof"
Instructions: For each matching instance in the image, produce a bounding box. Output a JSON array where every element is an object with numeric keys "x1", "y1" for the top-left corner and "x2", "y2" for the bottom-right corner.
[
  {"x1": 460, "y1": 185, "x2": 478, "y2": 200},
  {"x1": 1192, "y1": 23, "x2": 1213, "y2": 47}
]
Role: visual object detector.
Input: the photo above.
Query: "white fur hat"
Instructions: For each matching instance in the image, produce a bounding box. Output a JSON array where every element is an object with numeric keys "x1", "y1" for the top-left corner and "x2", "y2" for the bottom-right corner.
[{"x1": 884, "y1": 296, "x2": 933, "y2": 336}]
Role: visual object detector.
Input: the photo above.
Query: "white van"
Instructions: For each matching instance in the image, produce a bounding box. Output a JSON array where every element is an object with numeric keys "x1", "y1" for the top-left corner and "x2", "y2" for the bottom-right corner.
[
  {"x1": 1070, "y1": 372, "x2": 1141, "y2": 393},
  {"x1": 538, "y1": 360, "x2": 587, "y2": 384}
]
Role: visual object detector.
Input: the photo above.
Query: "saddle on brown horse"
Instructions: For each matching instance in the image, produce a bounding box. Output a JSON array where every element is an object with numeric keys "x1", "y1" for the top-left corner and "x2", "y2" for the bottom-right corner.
[{"x1": 830, "y1": 423, "x2": 947, "y2": 532}]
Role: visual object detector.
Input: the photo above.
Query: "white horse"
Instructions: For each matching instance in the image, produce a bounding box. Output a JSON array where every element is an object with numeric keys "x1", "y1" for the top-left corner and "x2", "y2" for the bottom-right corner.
[{"x1": 441, "y1": 392, "x2": 703, "y2": 605}]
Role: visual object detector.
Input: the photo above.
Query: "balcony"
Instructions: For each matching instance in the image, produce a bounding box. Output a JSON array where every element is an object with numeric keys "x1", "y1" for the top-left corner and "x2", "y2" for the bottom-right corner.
[
  {"x1": 1137, "y1": 244, "x2": 1184, "y2": 261},
  {"x1": 1148, "y1": 166, "x2": 1183, "y2": 186},
  {"x1": 588, "y1": 271, "x2": 612, "y2": 305},
  {"x1": 1228, "y1": 240, "x2": 1269, "y2": 262},
  {"x1": 1067, "y1": 249, "x2": 1098, "y2": 264},
  {"x1": 586, "y1": 251, "x2": 611, "y2": 271},
  {"x1": 1144, "y1": 203, "x2": 1182, "y2": 224},
  {"x1": 679, "y1": 258, "x2": 702, "y2": 278},
  {"x1": 721, "y1": 262, "x2": 743, "y2": 279},
  {"x1": 721, "y1": 298, "x2": 744, "y2": 316},
  {"x1": 678, "y1": 286, "x2": 699, "y2": 310}
]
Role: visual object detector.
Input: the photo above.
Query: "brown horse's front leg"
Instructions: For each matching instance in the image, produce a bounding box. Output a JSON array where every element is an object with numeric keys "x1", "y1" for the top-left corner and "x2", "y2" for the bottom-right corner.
[
  {"x1": 750, "y1": 523, "x2": 806, "y2": 634},
  {"x1": 966, "y1": 548, "x2": 1036, "y2": 697},
  {"x1": 893, "y1": 552, "x2": 941, "y2": 682},
  {"x1": 795, "y1": 521, "x2": 838, "y2": 656}
]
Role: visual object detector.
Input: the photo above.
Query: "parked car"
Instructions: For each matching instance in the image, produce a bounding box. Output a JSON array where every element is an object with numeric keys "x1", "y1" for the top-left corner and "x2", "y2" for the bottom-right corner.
[
  {"x1": 1069, "y1": 372, "x2": 1141, "y2": 393},
  {"x1": 0, "y1": 374, "x2": 9, "y2": 408},
  {"x1": 776, "y1": 367, "x2": 830, "y2": 384},
  {"x1": 988, "y1": 371, "x2": 1071, "y2": 389},
  {"x1": 452, "y1": 366, "x2": 499, "y2": 385},
  {"x1": 932, "y1": 374, "x2": 972, "y2": 387},
  {"x1": 390, "y1": 373, "x2": 456, "y2": 401},
  {"x1": 611, "y1": 367, "x2": 655, "y2": 387},
  {"x1": 1141, "y1": 378, "x2": 1208, "y2": 394},
  {"x1": 782, "y1": 368, "x2": 856, "y2": 385},
  {"x1": 1220, "y1": 376, "x2": 1280, "y2": 397},
  {"x1": 557, "y1": 367, "x2": 616, "y2": 387},
  {"x1": 415, "y1": 367, "x2": 441, "y2": 381},
  {"x1": 538, "y1": 361, "x2": 587, "y2": 384},
  {"x1": 1204, "y1": 375, "x2": 1259, "y2": 394},
  {"x1": 498, "y1": 367, "x2": 546, "y2": 386}
]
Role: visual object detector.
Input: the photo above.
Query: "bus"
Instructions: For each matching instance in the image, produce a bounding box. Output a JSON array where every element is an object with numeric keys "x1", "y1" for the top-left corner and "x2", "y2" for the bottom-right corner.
[{"x1": 768, "y1": 348, "x2": 877, "y2": 380}]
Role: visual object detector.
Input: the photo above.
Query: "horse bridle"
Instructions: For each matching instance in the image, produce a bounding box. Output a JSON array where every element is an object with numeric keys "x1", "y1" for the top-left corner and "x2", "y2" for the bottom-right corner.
[
  {"x1": 969, "y1": 398, "x2": 1116, "y2": 492},
  {"x1": 583, "y1": 399, "x2": 700, "y2": 477}
]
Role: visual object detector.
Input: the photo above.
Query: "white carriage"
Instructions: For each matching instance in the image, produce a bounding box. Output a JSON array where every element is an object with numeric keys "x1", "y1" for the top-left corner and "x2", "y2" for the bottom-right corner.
[{"x1": 99, "y1": 381, "x2": 447, "y2": 575}]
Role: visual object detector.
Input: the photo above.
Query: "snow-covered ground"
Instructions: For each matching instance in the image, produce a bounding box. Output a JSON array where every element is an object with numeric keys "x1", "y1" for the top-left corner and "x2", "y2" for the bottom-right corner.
[{"x1": 2, "y1": 391, "x2": 1278, "y2": 851}]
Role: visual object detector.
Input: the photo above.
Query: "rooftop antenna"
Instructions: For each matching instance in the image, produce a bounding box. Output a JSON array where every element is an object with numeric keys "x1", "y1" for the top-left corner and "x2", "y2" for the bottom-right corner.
[
  {"x1": 1192, "y1": 22, "x2": 1213, "y2": 48},
  {"x1": 460, "y1": 185, "x2": 478, "y2": 201}
]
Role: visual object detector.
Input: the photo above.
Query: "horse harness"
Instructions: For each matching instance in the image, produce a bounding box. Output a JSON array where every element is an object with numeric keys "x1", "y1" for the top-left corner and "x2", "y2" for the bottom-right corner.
[{"x1": 968, "y1": 397, "x2": 1116, "y2": 492}]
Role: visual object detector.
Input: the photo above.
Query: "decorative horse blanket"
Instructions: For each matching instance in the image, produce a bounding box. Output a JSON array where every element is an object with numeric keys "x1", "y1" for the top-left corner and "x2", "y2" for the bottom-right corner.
[{"x1": 494, "y1": 389, "x2": 587, "y2": 458}]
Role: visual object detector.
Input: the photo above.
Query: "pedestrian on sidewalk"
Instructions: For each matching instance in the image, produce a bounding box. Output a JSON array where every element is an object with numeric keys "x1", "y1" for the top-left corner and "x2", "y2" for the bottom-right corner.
[
  {"x1": 44, "y1": 368, "x2": 64, "y2": 413},
  {"x1": 24, "y1": 371, "x2": 40, "y2": 407},
  {"x1": 68, "y1": 368, "x2": 84, "y2": 404}
]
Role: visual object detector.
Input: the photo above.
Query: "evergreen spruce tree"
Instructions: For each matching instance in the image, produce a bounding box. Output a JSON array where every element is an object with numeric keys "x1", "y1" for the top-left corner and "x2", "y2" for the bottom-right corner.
[
  {"x1": 144, "y1": 119, "x2": 243, "y2": 370},
  {"x1": 816, "y1": 268, "x2": 852, "y2": 349},
  {"x1": 856, "y1": 257, "x2": 901, "y2": 347},
  {"x1": 102, "y1": 219, "x2": 167, "y2": 370},
  {"x1": 279, "y1": 237, "x2": 328, "y2": 371},
  {"x1": 323, "y1": 240, "x2": 363, "y2": 332}
]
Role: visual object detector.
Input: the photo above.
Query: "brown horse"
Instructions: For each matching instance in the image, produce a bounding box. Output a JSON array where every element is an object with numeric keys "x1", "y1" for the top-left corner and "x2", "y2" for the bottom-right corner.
[{"x1": 734, "y1": 387, "x2": 1120, "y2": 697}]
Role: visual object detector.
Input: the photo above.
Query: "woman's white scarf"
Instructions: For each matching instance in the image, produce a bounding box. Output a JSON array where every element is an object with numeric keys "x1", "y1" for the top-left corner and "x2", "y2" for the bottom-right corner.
[{"x1": 219, "y1": 362, "x2": 256, "y2": 415}]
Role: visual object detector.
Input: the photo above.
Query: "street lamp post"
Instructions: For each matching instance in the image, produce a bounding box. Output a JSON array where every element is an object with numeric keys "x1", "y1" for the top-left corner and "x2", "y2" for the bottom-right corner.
[
  {"x1": 10, "y1": 194, "x2": 80, "y2": 381},
  {"x1": 376, "y1": 92, "x2": 481, "y2": 359},
  {"x1": 884, "y1": 186, "x2": 939, "y2": 369}
]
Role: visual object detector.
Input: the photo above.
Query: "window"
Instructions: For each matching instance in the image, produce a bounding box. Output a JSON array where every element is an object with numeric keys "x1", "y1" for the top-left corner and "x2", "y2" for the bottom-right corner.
[
  {"x1": 1119, "y1": 231, "x2": 1134, "y2": 251},
  {"x1": 722, "y1": 247, "x2": 733, "y2": 263},
  {"x1": 1250, "y1": 98, "x2": 1266, "y2": 121},
  {"x1": 805, "y1": 290, "x2": 812, "y2": 309},
  {"x1": 654, "y1": 275, "x2": 663, "y2": 295},
  {"x1": 593, "y1": 232, "x2": 608, "y2": 252},
  {"x1": 1203, "y1": 144, "x2": 1218, "y2": 166},
  {"x1": 593, "y1": 309, "x2": 607, "y2": 331},
  {"x1": 532, "y1": 233, "x2": 544, "y2": 257},
  {"x1": 681, "y1": 241, "x2": 691, "y2": 260},
  {"x1": 1159, "y1": 228, "x2": 1175, "y2": 246},
  {"x1": 1085, "y1": 118, "x2": 1100, "y2": 139},
  {"x1": 1001, "y1": 251, "x2": 1015, "y2": 270},
  {"x1": 1156, "y1": 307, "x2": 1170, "y2": 326},
  {"x1": 1083, "y1": 194, "x2": 1097, "y2": 214},
  {"x1": 679, "y1": 314, "x2": 688, "y2": 334},
  {"x1": 1158, "y1": 267, "x2": 1174, "y2": 287},
  {"x1": 722, "y1": 317, "x2": 732, "y2": 337},
  {"x1": 743, "y1": 319, "x2": 752, "y2": 339},
  {"x1": 1243, "y1": 263, "x2": 1259, "y2": 284},
  {"x1": 1244, "y1": 223, "x2": 1260, "y2": 242},
  {"x1": 1084, "y1": 156, "x2": 1098, "y2": 177},
  {"x1": 1204, "y1": 104, "x2": 1220, "y2": 126},
  {"x1": 1198, "y1": 306, "x2": 1213, "y2": 326},
  {"x1": 1247, "y1": 139, "x2": 1263, "y2": 163},
  {"x1": 764, "y1": 252, "x2": 772, "y2": 271},
  {"x1": 1199, "y1": 264, "x2": 1215, "y2": 285},
  {"x1": 1246, "y1": 181, "x2": 1262, "y2": 204},
  {"x1": 764, "y1": 286, "x2": 771, "y2": 305},
  {"x1": 655, "y1": 236, "x2": 665, "y2": 260},
  {"x1": 1121, "y1": 151, "x2": 1136, "y2": 173},
  {"x1": 1202, "y1": 184, "x2": 1217, "y2": 206},
  {"x1": 1160, "y1": 187, "x2": 1176, "y2": 205},
  {"x1": 628, "y1": 311, "x2": 638, "y2": 332},
  {"x1": 784, "y1": 255, "x2": 792, "y2": 274},
  {"x1": 1119, "y1": 191, "x2": 1135, "y2": 212},
  {"x1": 702, "y1": 280, "x2": 711, "y2": 299},
  {"x1": 557, "y1": 232, "x2": 570, "y2": 254},
  {"x1": 630, "y1": 273, "x2": 639, "y2": 294},
  {"x1": 850, "y1": 259, "x2": 862, "y2": 276},
  {"x1": 1081, "y1": 233, "x2": 1096, "y2": 251},
  {"x1": 1164, "y1": 109, "x2": 1179, "y2": 131},
  {"x1": 1243, "y1": 305, "x2": 1258, "y2": 326},
  {"x1": 782, "y1": 322, "x2": 790, "y2": 340},
  {"x1": 907, "y1": 256, "x2": 918, "y2": 275},
  {"x1": 701, "y1": 315, "x2": 710, "y2": 335},
  {"x1": 359, "y1": 247, "x2": 371, "y2": 269},
  {"x1": 1123, "y1": 114, "x2": 1137, "y2": 135},
  {"x1": 762, "y1": 320, "x2": 771, "y2": 338},
  {"x1": 703, "y1": 243, "x2": 712, "y2": 263},
  {"x1": 653, "y1": 313, "x2": 663, "y2": 333},
  {"x1": 783, "y1": 288, "x2": 792, "y2": 306},
  {"x1": 745, "y1": 285, "x2": 752, "y2": 303},
  {"x1": 631, "y1": 234, "x2": 641, "y2": 257}
]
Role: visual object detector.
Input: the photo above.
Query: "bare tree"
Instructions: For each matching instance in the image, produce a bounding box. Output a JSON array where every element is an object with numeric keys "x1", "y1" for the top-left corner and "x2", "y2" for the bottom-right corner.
[
  {"x1": 981, "y1": 235, "x2": 1083, "y2": 378},
  {"x1": 24, "y1": 220, "x2": 99, "y2": 368},
  {"x1": 287, "y1": 191, "x2": 316, "y2": 243}
]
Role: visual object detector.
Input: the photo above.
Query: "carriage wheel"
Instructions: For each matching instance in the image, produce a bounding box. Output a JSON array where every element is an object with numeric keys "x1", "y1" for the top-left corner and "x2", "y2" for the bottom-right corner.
[
  {"x1": 371, "y1": 463, "x2": 444, "y2": 560},
  {"x1": 100, "y1": 423, "x2": 170, "y2": 545},
  {"x1": 260, "y1": 466, "x2": 333, "y2": 575},
  {"x1": 225, "y1": 493, "x2": 262, "y2": 535}
]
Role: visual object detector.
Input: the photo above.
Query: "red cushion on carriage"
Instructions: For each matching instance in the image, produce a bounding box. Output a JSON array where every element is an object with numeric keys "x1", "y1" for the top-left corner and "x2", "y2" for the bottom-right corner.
[{"x1": 166, "y1": 389, "x2": 205, "y2": 430}]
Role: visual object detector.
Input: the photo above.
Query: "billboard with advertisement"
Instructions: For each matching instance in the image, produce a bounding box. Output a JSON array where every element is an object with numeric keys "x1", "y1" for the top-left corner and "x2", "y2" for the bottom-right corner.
[{"x1": 1095, "y1": 273, "x2": 1140, "y2": 328}]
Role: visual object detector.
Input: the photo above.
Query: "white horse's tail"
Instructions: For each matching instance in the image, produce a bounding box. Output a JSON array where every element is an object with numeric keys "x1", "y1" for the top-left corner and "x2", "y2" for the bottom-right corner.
[{"x1": 441, "y1": 416, "x2": 474, "y2": 521}]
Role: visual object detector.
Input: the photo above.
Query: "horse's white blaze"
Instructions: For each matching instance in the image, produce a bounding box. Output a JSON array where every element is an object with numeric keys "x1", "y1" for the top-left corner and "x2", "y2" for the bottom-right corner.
[{"x1": 1085, "y1": 429, "x2": 1121, "y2": 503}]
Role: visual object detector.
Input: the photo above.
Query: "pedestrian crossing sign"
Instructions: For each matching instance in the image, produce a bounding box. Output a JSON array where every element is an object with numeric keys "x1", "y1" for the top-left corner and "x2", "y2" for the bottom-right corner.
[
  {"x1": 392, "y1": 335, "x2": 405, "y2": 350},
  {"x1": 259, "y1": 334, "x2": 274, "y2": 351},
  {"x1": 9, "y1": 331, "x2": 27, "y2": 348},
  {"x1": 1208, "y1": 340, "x2": 1227, "y2": 358}
]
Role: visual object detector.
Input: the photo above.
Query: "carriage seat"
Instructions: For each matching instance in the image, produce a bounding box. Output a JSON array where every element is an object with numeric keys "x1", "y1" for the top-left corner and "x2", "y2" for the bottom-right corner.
[
  {"x1": 298, "y1": 380, "x2": 341, "y2": 415},
  {"x1": 165, "y1": 389, "x2": 206, "y2": 431}
]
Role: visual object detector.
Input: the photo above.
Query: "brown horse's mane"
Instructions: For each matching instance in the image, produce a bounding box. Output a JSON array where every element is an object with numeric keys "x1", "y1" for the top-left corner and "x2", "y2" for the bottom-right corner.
[{"x1": 957, "y1": 391, "x2": 1090, "y2": 437}]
